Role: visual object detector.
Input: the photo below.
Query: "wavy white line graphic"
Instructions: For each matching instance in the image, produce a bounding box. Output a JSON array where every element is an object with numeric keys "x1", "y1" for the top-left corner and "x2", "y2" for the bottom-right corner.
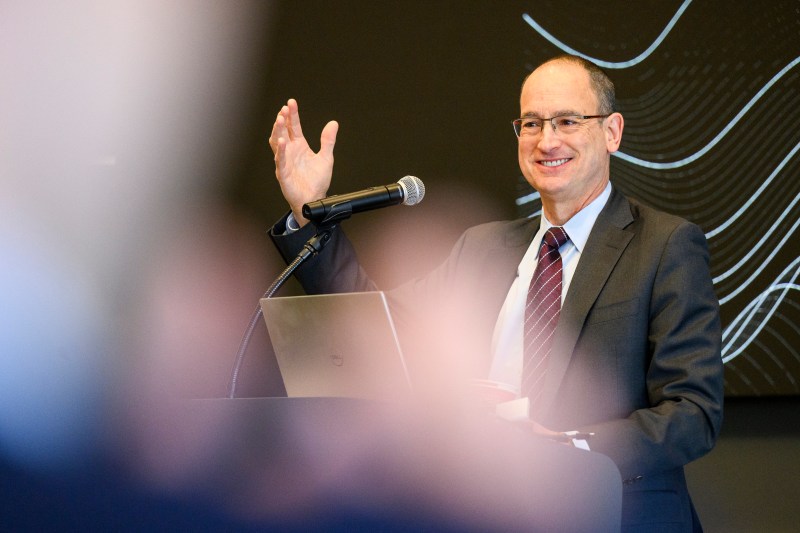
[
  {"x1": 522, "y1": 0, "x2": 692, "y2": 69},
  {"x1": 613, "y1": 56, "x2": 800, "y2": 169},
  {"x1": 515, "y1": 189, "x2": 542, "y2": 218},
  {"x1": 715, "y1": 203, "x2": 800, "y2": 304},
  {"x1": 520, "y1": 4, "x2": 800, "y2": 379},
  {"x1": 706, "y1": 139, "x2": 800, "y2": 239},
  {"x1": 521, "y1": 140, "x2": 799, "y2": 248},
  {"x1": 722, "y1": 257, "x2": 800, "y2": 363},
  {"x1": 515, "y1": 190, "x2": 540, "y2": 206}
]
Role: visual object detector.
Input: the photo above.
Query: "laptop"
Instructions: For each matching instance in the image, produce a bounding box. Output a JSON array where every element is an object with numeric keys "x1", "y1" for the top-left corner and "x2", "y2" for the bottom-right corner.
[{"x1": 261, "y1": 291, "x2": 413, "y2": 402}]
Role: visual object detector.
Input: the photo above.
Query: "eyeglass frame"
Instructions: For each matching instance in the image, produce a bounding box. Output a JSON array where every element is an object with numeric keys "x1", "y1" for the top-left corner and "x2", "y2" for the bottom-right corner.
[{"x1": 511, "y1": 114, "x2": 611, "y2": 138}]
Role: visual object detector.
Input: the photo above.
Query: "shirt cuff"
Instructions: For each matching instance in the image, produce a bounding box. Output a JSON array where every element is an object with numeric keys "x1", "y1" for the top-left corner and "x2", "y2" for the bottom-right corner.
[
  {"x1": 284, "y1": 212, "x2": 300, "y2": 234},
  {"x1": 563, "y1": 430, "x2": 592, "y2": 451}
]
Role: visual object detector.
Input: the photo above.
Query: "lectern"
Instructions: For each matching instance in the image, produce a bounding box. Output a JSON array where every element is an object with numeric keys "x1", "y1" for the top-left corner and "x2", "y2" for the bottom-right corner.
[{"x1": 181, "y1": 397, "x2": 622, "y2": 531}]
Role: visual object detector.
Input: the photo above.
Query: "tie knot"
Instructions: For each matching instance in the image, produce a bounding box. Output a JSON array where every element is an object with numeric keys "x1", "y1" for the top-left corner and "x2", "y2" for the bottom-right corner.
[{"x1": 543, "y1": 226, "x2": 569, "y2": 250}]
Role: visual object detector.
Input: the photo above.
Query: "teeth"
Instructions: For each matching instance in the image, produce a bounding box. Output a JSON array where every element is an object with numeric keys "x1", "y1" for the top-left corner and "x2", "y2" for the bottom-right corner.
[{"x1": 541, "y1": 158, "x2": 569, "y2": 167}]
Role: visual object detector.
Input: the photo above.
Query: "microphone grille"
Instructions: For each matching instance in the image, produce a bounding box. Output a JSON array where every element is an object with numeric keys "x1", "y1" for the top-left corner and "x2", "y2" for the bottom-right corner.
[{"x1": 398, "y1": 175, "x2": 425, "y2": 206}]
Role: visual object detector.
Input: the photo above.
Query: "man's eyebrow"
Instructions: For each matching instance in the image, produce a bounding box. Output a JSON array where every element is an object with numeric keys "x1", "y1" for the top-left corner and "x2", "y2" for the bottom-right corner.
[{"x1": 520, "y1": 110, "x2": 581, "y2": 118}]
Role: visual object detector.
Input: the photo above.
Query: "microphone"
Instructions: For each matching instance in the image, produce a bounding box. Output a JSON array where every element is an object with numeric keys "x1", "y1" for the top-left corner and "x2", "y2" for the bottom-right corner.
[{"x1": 302, "y1": 175, "x2": 425, "y2": 225}]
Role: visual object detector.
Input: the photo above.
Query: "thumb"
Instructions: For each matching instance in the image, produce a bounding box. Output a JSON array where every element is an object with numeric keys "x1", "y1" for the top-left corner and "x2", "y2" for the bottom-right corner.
[{"x1": 319, "y1": 120, "x2": 339, "y2": 157}]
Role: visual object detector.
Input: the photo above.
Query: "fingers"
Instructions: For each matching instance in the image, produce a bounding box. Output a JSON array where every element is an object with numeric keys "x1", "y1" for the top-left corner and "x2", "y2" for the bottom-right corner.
[
  {"x1": 285, "y1": 98, "x2": 304, "y2": 139},
  {"x1": 269, "y1": 108, "x2": 285, "y2": 169},
  {"x1": 268, "y1": 99, "x2": 336, "y2": 186},
  {"x1": 268, "y1": 99, "x2": 301, "y2": 153},
  {"x1": 273, "y1": 136, "x2": 287, "y2": 181},
  {"x1": 268, "y1": 107, "x2": 287, "y2": 155},
  {"x1": 526, "y1": 419, "x2": 562, "y2": 438},
  {"x1": 319, "y1": 120, "x2": 339, "y2": 158}
]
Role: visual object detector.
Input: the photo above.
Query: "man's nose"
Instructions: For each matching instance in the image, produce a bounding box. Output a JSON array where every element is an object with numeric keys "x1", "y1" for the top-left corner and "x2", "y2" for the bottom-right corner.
[{"x1": 537, "y1": 120, "x2": 561, "y2": 149}]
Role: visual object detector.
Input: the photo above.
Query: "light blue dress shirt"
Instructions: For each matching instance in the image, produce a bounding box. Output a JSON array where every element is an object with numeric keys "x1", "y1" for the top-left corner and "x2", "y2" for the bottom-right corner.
[{"x1": 488, "y1": 182, "x2": 612, "y2": 395}]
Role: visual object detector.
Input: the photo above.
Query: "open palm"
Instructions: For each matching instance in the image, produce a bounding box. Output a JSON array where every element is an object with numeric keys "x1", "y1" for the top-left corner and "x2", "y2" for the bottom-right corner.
[{"x1": 269, "y1": 99, "x2": 338, "y2": 226}]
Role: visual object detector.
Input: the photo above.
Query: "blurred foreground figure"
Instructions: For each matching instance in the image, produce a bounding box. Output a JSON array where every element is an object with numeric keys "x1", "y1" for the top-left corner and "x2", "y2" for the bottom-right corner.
[{"x1": 0, "y1": 1, "x2": 279, "y2": 529}]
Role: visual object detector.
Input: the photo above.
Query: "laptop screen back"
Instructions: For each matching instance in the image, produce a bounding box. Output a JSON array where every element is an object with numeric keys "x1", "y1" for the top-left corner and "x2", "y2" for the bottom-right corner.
[{"x1": 261, "y1": 292, "x2": 413, "y2": 402}]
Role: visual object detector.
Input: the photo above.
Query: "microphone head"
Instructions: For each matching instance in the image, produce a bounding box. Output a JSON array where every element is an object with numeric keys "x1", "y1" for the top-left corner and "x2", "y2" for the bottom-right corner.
[{"x1": 398, "y1": 175, "x2": 425, "y2": 206}]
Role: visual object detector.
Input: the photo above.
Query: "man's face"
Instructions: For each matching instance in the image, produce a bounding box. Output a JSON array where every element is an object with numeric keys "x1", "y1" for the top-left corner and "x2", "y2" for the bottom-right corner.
[{"x1": 517, "y1": 61, "x2": 622, "y2": 209}]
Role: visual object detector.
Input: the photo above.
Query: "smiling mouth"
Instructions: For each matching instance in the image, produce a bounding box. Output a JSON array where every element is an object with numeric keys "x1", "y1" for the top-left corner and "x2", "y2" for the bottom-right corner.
[{"x1": 540, "y1": 158, "x2": 571, "y2": 167}]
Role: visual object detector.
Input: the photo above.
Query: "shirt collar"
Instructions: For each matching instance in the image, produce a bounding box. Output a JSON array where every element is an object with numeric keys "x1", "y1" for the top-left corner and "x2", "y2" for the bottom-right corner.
[{"x1": 539, "y1": 181, "x2": 612, "y2": 254}]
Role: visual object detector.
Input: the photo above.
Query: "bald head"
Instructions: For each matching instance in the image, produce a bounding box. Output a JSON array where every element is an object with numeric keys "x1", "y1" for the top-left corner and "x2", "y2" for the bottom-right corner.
[{"x1": 524, "y1": 55, "x2": 616, "y2": 115}]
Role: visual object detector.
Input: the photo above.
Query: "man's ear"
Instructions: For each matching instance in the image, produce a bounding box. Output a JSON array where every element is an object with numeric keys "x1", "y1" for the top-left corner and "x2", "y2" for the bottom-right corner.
[{"x1": 605, "y1": 112, "x2": 624, "y2": 153}]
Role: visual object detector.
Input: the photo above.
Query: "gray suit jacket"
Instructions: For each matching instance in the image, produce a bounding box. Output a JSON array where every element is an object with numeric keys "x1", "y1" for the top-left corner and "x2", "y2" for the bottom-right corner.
[{"x1": 272, "y1": 185, "x2": 724, "y2": 531}]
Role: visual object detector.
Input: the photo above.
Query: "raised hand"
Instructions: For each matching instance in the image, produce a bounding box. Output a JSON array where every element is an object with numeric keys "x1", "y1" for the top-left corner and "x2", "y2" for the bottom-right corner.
[{"x1": 268, "y1": 99, "x2": 339, "y2": 227}]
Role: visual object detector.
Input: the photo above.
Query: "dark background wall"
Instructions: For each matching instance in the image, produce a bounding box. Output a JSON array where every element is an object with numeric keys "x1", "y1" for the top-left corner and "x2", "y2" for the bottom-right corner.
[{"x1": 232, "y1": 1, "x2": 530, "y2": 286}]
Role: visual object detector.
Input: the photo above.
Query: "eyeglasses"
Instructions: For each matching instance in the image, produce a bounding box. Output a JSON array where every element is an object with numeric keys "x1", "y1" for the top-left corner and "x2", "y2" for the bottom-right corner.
[{"x1": 512, "y1": 114, "x2": 610, "y2": 137}]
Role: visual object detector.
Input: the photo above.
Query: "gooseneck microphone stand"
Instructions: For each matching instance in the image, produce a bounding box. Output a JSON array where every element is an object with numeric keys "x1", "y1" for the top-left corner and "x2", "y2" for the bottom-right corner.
[{"x1": 227, "y1": 204, "x2": 355, "y2": 399}]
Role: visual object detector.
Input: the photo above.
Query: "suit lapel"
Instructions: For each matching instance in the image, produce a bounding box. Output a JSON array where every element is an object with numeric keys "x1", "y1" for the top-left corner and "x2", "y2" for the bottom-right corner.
[
  {"x1": 472, "y1": 218, "x2": 538, "y2": 374},
  {"x1": 537, "y1": 187, "x2": 635, "y2": 415},
  {"x1": 495, "y1": 218, "x2": 540, "y2": 292}
]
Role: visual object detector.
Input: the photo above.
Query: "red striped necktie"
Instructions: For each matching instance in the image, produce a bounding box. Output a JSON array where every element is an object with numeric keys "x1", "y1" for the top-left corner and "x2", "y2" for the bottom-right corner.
[{"x1": 522, "y1": 226, "x2": 570, "y2": 410}]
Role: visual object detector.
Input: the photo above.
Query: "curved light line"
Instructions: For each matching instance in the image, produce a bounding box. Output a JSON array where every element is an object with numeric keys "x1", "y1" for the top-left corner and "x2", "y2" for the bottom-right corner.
[
  {"x1": 722, "y1": 275, "x2": 800, "y2": 362},
  {"x1": 522, "y1": 0, "x2": 692, "y2": 69},
  {"x1": 706, "y1": 140, "x2": 800, "y2": 239},
  {"x1": 716, "y1": 209, "x2": 800, "y2": 304},
  {"x1": 722, "y1": 267, "x2": 800, "y2": 364},
  {"x1": 713, "y1": 192, "x2": 800, "y2": 285},
  {"x1": 516, "y1": 190, "x2": 540, "y2": 206},
  {"x1": 727, "y1": 360, "x2": 757, "y2": 393},
  {"x1": 723, "y1": 277, "x2": 800, "y2": 363},
  {"x1": 723, "y1": 291, "x2": 773, "y2": 362},
  {"x1": 612, "y1": 56, "x2": 800, "y2": 169}
]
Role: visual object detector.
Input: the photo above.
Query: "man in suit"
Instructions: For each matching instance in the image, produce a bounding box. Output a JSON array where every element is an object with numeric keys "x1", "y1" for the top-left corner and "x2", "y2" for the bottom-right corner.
[{"x1": 268, "y1": 55, "x2": 724, "y2": 531}]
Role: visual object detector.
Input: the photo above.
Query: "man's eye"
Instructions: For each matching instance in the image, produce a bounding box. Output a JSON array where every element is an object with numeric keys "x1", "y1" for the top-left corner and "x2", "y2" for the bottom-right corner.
[
  {"x1": 523, "y1": 119, "x2": 542, "y2": 129},
  {"x1": 556, "y1": 117, "x2": 579, "y2": 127}
]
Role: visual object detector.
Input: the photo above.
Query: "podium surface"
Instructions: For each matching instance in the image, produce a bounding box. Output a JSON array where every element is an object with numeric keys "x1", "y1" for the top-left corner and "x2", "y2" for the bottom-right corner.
[{"x1": 177, "y1": 397, "x2": 621, "y2": 531}]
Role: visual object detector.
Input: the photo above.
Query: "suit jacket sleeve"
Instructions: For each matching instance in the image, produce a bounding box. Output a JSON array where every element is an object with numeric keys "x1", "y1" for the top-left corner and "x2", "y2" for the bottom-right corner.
[
  {"x1": 269, "y1": 213, "x2": 377, "y2": 295},
  {"x1": 572, "y1": 220, "x2": 724, "y2": 481}
]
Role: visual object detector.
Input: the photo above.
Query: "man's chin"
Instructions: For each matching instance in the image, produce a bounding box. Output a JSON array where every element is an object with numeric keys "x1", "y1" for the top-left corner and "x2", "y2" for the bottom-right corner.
[{"x1": 528, "y1": 178, "x2": 569, "y2": 198}]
